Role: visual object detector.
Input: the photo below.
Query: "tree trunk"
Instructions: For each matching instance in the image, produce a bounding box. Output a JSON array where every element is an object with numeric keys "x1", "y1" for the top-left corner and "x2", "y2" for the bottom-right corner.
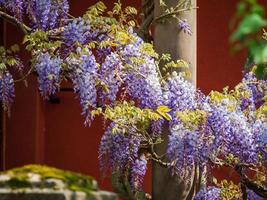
[{"x1": 153, "y1": 1, "x2": 199, "y2": 199}]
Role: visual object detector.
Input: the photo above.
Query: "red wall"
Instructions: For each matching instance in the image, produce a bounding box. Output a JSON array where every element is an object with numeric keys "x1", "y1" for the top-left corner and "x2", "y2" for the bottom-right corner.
[
  {"x1": 197, "y1": 0, "x2": 245, "y2": 93},
  {"x1": 3, "y1": 0, "x2": 248, "y2": 194}
]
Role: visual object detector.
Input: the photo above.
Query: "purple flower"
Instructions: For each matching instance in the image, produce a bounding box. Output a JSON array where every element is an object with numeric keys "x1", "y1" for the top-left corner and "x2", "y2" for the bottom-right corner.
[
  {"x1": 35, "y1": 53, "x2": 61, "y2": 99},
  {"x1": 119, "y1": 31, "x2": 163, "y2": 109},
  {"x1": 0, "y1": 71, "x2": 15, "y2": 110},
  {"x1": 167, "y1": 124, "x2": 205, "y2": 177},
  {"x1": 67, "y1": 48, "x2": 97, "y2": 125},
  {"x1": 178, "y1": 19, "x2": 192, "y2": 35},
  {"x1": 26, "y1": 0, "x2": 52, "y2": 30},
  {"x1": 194, "y1": 187, "x2": 221, "y2": 200},
  {"x1": 0, "y1": 0, "x2": 24, "y2": 19},
  {"x1": 99, "y1": 53, "x2": 123, "y2": 104},
  {"x1": 130, "y1": 154, "x2": 147, "y2": 190},
  {"x1": 240, "y1": 72, "x2": 266, "y2": 110},
  {"x1": 63, "y1": 18, "x2": 92, "y2": 46},
  {"x1": 163, "y1": 71, "x2": 197, "y2": 116},
  {"x1": 253, "y1": 119, "x2": 267, "y2": 164},
  {"x1": 207, "y1": 103, "x2": 257, "y2": 164},
  {"x1": 99, "y1": 123, "x2": 141, "y2": 172},
  {"x1": 247, "y1": 190, "x2": 263, "y2": 200}
]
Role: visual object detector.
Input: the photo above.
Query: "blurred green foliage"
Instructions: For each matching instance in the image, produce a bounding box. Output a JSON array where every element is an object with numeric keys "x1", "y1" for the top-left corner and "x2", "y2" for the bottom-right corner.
[{"x1": 231, "y1": 0, "x2": 267, "y2": 79}]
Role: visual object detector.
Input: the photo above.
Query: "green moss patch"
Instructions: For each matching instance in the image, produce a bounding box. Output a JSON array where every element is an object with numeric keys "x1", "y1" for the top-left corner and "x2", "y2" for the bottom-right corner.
[{"x1": 0, "y1": 165, "x2": 98, "y2": 195}]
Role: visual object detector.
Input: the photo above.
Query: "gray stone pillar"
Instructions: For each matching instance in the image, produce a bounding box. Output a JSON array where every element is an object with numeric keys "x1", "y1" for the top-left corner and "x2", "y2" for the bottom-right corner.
[{"x1": 153, "y1": 0, "x2": 198, "y2": 200}]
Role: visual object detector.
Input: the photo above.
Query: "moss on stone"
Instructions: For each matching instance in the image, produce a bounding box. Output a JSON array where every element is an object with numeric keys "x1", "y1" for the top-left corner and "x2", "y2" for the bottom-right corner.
[{"x1": 0, "y1": 165, "x2": 98, "y2": 195}]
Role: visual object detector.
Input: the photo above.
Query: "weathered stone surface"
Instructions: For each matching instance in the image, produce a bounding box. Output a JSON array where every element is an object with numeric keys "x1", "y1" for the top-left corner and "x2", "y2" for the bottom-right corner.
[
  {"x1": 0, "y1": 165, "x2": 118, "y2": 200},
  {"x1": 0, "y1": 189, "x2": 118, "y2": 200}
]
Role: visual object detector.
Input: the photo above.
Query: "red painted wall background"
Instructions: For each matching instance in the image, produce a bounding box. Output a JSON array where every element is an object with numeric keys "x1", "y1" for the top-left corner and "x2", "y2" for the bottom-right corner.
[{"x1": 2, "y1": 0, "x2": 249, "y2": 194}]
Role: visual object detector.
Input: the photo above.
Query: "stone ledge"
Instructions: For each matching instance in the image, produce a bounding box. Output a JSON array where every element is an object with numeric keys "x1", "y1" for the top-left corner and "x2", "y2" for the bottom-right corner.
[{"x1": 0, "y1": 189, "x2": 118, "y2": 200}]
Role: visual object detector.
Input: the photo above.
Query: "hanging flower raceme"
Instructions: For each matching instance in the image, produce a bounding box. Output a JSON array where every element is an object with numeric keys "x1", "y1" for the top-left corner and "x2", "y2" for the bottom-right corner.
[
  {"x1": 130, "y1": 154, "x2": 148, "y2": 190},
  {"x1": 163, "y1": 71, "x2": 197, "y2": 116},
  {"x1": 167, "y1": 124, "x2": 205, "y2": 177},
  {"x1": 0, "y1": 0, "x2": 24, "y2": 20},
  {"x1": 247, "y1": 190, "x2": 264, "y2": 200},
  {"x1": 120, "y1": 30, "x2": 163, "y2": 110},
  {"x1": 178, "y1": 19, "x2": 192, "y2": 35},
  {"x1": 207, "y1": 97, "x2": 258, "y2": 164},
  {"x1": 99, "y1": 123, "x2": 141, "y2": 172},
  {"x1": 99, "y1": 52, "x2": 123, "y2": 105},
  {"x1": 63, "y1": 18, "x2": 93, "y2": 47},
  {"x1": 239, "y1": 72, "x2": 266, "y2": 111},
  {"x1": 0, "y1": 0, "x2": 69, "y2": 30},
  {"x1": 0, "y1": 71, "x2": 15, "y2": 111},
  {"x1": 66, "y1": 47, "x2": 97, "y2": 126},
  {"x1": 253, "y1": 119, "x2": 267, "y2": 164},
  {"x1": 35, "y1": 52, "x2": 61, "y2": 99},
  {"x1": 194, "y1": 187, "x2": 221, "y2": 200}
]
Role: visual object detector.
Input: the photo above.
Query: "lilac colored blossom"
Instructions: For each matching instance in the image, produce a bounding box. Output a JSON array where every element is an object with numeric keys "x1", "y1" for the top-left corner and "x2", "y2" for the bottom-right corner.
[
  {"x1": 167, "y1": 124, "x2": 205, "y2": 177},
  {"x1": 63, "y1": 18, "x2": 93, "y2": 46},
  {"x1": 0, "y1": 71, "x2": 15, "y2": 110},
  {"x1": 35, "y1": 53, "x2": 61, "y2": 99},
  {"x1": 178, "y1": 19, "x2": 192, "y2": 35},
  {"x1": 207, "y1": 103, "x2": 257, "y2": 164},
  {"x1": 130, "y1": 154, "x2": 147, "y2": 190},
  {"x1": 124, "y1": 57, "x2": 163, "y2": 109},
  {"x1": 27, "y1": 0, "x2": 52, "y2": 30},
  {"x1": 67, "y1": 47, "x2": 97, "y2": 125},
  {"x1": 47, "y1": 0, "x2": 60, "y2": 29},
  {"x1": 119, "y1": 31, "x2": 163, "y2": 109},
  {"x1": 58, "y1": 0, "x2": 69, "y2": 20},
  {"x1": 163, "y1": 71, "x2": 197, "y2": 116},
  {"x1": 150, "y1": 119, "x2": 164, "y2": 136},
  {"x1": 194, "y1": 187, "x2": 221, "y2": 200},
  {"x1": 253, "y1": 119, "x2": 267, "y2": 163},
  {"x1": 95, "y1": 34, "x2": 112, "y2": 63},
  {"x1": 240, "y1": 72, "x2": 266, "y2": 110},
  {"x1": 0, "y1": 0, "x2": 24, "y2": 20},
  {"x1": 247, "y1": 190, "x2": 263, "y2": 200},
  {"x1": 99, "y1": 123, "x2": 141, "y2": 172},
  {"x1": 99, "y1": 52, "x2": 122, "y2": 104},
  {"x1": 48, "y1": 0, "x2": 69, "y2": 29}
]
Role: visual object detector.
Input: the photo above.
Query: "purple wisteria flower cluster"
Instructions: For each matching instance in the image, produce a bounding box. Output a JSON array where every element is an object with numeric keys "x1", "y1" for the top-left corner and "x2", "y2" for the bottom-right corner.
[
  {"x1": 35, "y1": 53, "x2": 62, "y2": 99},
  {"x1": 66, "y1": 47, "x2": 97, "y2": 125},
  {"x1": 63, "y1": 18, "x2": 92, "y2": 46},
  {"x1": 0, "y1": 1, "x2": 266, "y2": 198},
  {"x1": 0, "y1": 71, "x2": 15, "y2": 111},
  {"x1": 0, "y1": 0, "x2": 69, "y2": 29},
  {"x1": 193, "y1": 187, "x2": 221, "y2": 200}
]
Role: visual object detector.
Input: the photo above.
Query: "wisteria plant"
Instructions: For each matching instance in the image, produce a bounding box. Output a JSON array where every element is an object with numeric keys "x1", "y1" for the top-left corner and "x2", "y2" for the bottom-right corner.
[{"x1": 0, "y1": 1, "x2": 266, "y2": 200}]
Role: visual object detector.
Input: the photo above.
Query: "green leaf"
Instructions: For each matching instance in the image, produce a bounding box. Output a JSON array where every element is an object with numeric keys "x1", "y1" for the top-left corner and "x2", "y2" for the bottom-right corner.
[
  {"x1": 156, "y1": 105, "x2": 172, "y2": 120},
  {"x1": 113, "y1": 1, "x2": 122, "y2": 14},
  {"x1": 231, "y1": 13, "x2": 267, "y2": 41},
  {"x1": 95, "y1": 1, "x2": 107, "y2": 12},
  {"x1": 160, "y1": 0, "x2": 167, "y2": 7},
  {"x1": 249, "y1": 41, "x2": 267, "y2": 64},
  {"x1": 124, "y1": 6, "x2": 137, "y2": 15},
  {"x1": 10, "y1": 44, "x2": 20, "y2": 53},
  {"x1": 0, "y1": 63, "x2": 6, "y2": 70},
  {"x1": 251, "y1": 4, "x2": 265, "y2": 16},
  {"x1": 236, "y1": 2, "x2": 247, "y2": 17},
  {"x1": 253, "y1": 64, "x2": 266, "y2": 79},
  {"x1": 6, "y1": 58, "x2": 18, "y2": 66}
]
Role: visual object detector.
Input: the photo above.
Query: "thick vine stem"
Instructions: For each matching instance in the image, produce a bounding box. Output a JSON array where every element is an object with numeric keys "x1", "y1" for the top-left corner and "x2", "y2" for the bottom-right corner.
[
  {"x1": 150, "y1": 156, "x2": 172, "y2": 168},
  {"x1": 241, "y1": 182, "x2": 248, "y2": 200},
  {"x1": 137, "y1": 0, "x2": 154, "y2": 42},
  {"x1": 210, "y1": 158, "x2": 267, "y2": 198},
  {"x1": 235, "y1": 165, "x2": 267, "y2": 198},
  {"x1": 0, "y1": 10, "x2": 31, "y2": 34}
]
